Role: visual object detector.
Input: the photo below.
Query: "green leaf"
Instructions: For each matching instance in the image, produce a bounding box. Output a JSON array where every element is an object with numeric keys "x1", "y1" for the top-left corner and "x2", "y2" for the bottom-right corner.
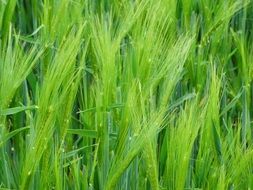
[
  {"x1": 0, "y1": 105, "x2": 38, "y2": 116},
  {"x1": 1, "y1": 0, "x2": 17, "y2": 43},
  {"x1": 169, "y1": 93, "x2": 196, "y2": 111},
  {"x1": 67, "y1": 129, "x2": 98, "y2": 138},
  {"x1": 220, "y1": 88, "x2": 243, "y2": 116},
  {"x1": 212, "y1": 120, "x2": 223, "y2": 164},
  {"x1": 0, "y1": 126, "x2": 30, "y2": 147}
]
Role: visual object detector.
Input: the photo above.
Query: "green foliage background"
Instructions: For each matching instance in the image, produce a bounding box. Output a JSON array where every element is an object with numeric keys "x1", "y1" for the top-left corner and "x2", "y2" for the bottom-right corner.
[{"x1": 0, "y1": 0, "x2": 253, "y2": 189}]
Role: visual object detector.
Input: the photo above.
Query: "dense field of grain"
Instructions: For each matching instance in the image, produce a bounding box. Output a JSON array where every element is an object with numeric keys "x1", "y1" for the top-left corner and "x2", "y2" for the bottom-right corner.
[{"x1": 0, "y1": 0, "x2": 253, "y2": 189}]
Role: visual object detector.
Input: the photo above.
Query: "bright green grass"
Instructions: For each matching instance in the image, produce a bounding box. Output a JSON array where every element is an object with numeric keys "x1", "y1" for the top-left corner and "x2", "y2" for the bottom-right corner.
[{"x1": 0, "y1": 0, "x2": 253, "y2": 189}]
